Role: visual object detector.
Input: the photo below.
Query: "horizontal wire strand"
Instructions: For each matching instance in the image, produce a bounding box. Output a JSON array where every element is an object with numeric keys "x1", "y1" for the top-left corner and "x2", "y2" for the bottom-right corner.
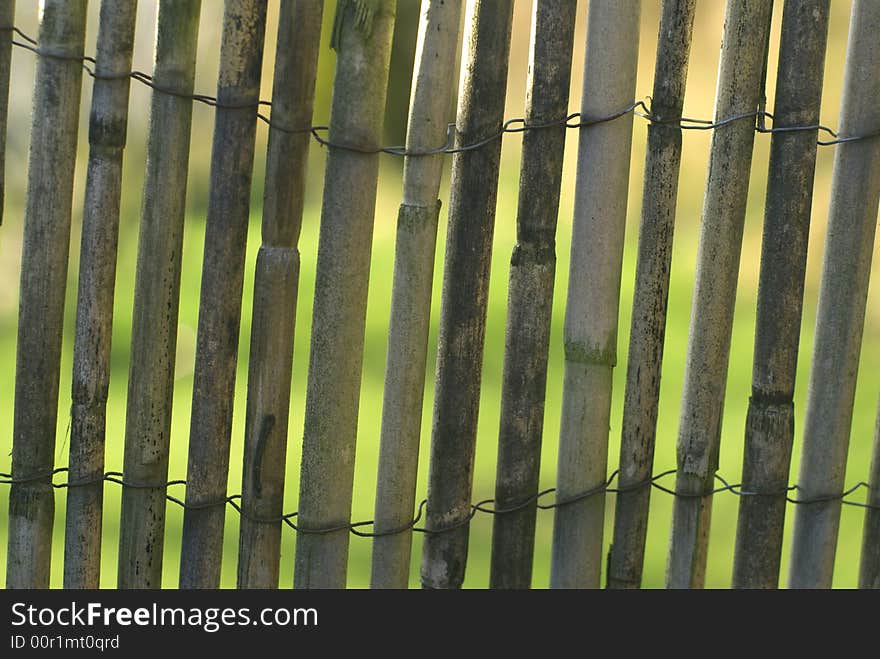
[
  {"x1": 0, "y1": 466, "x2": 875, "y2": 538},
  {"x1": 1, "y1": 25, "x2": 877, "y2": 158}
]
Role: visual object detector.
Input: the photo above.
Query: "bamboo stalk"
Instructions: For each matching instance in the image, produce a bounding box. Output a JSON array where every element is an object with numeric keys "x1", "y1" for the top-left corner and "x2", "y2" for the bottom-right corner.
[
  {"x1": 860, "y1": 395, "x2": 880, "y2": 589},
  {"x1": 666, "y1": 0, "x2": 774, "y2": 590},
  {"x1": 419, "y1": 0, "x2": 514, "y2": 591},
  {"x1": 370, "y1": 0, "x2": 463, "y2": 590},
  {"x1": 237, "y1": 0, "x2": 323, "y2": 591},
  {"x1": 488, "y1": 0, "x2": 576, "y2": 590},
  {"x1": 179, "y1": 0, "x2": 268, "y2": 591},
  {"x1": 731, "y1": 0, "x2": 830, "y2": 590},
  {"x1": 293, "y1": 0, "x2": 397, "y2": 589},
  {"x1": 788, "y1": 0, "x2": 880, "y2": 589},
  {"x1": 549, "y1": 0, "x2": 641, "y2": 590},
  {"x1": 64, "y1": 0, "x2": 139, "y2": 590},
  {"x1": 0, "y1": 0, "x2": 14, "y2": 227},
  {"x1": 5, "y1": 0, "x2": 87, "y2": 590},
  {"x1": 118, "y1": 0, "x2": 202, "y2": 589},
  {"x1": 607, "y1": 0, "x2": 696, "y2": 590}
]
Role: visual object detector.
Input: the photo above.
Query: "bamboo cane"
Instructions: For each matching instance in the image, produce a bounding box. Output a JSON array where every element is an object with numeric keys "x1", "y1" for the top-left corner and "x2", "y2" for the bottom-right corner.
[
  {"x1": 666, "y1": 0, "x2": 774, "y2": 590},
  {"x1": 731, "y1": 0, "x2": 830, "y2": 590},
  {"x1": 606, "y1": 0, "x2": 696, "y2": 590},
  {"x1": 293, "y1": 0, "x2": 397, "y2": 589},
  {"x1": 5, "y1": 0, "x2": 88, "y2": 590},
  {"x1": 118, "y1": 0, "x2": 201, "y2": 589},
  {"x1": 370, "y1": 0, "x2": 463, "y2": 590},
  {"x1": 237, "y1": 0, "x2": 323, "y2": 591},
  {"x1": 489, "y1": 0, "x2": 576, "y2": 590},
  {"x1": 64, "y1": 0, "x2": 139, "y2": 590},
  {"x1": 860, "y1": 395, "x2": 880, "y2": 589},
  {"x1": 788, "y1": 0, "x2": 880, "y2": 589},
  {"x1": 419, "y1": 0, "x2": 514, "y2": 590},
  {"x1": 0, "y1": 0, "x2": 14, "y2": 227},
  {"x1": 549, "y1": 0, "x2": 641, "y2": 590},
  {"x1": 179, "y1": 0, "x2": 268, "y2": 590}
]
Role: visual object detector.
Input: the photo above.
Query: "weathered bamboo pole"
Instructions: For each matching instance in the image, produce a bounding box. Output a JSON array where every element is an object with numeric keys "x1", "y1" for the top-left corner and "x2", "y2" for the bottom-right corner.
[
  {"x1": 731, "y1": 0, "x2": 830, "y2": 590},
  {"x1": 5, "y1": 0, "x2": 87, "y2": 590},
  {"x1": 666, "y1": 0, "x2": 774, "y2": 590},
  {"x1": 606, "y1": 0, "x2": 696, "y2": 590},
  {"x1": 788, "y1": 0, "x2": 880, "y2": 589},
  {"x1": 488, "y1": 0, "x2": 576, "y2": 590},
  {"x1": 64, "y1": 0, "x2": 139, "y2": 590},
  {"x1": 860, "y1": 395, "x2": 880, "y2": 589},
  {"x1": 370, "y1": 0, "x2": 463, "y2": 590},
  {"x1": 0, "y1": 0, "x2": 14, "y2": 227},
  {"x1": 419, "y1": 0, "x2": 514, "y2": 591},
  {"x1": 294, "y1": 0, "x2": 397, "y2": 589},
  {"x1": 237, "y1": 0, "x2": 323, "y2": 591},
  {"x1": 118, "y1": 0, "x2": 201, "y2": 589},
  {"x1": 179, "y1": 0, "x2": 268, "y2": 590},
  {"x1": 549, "y1": 0, "x2": 640, "y2": 590}
]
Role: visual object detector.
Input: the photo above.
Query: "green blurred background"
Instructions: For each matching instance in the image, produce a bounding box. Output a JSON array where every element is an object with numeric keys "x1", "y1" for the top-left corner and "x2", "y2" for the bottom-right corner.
[{"x1": 0, "y1": 1, "x2": 877, "y2": 588}]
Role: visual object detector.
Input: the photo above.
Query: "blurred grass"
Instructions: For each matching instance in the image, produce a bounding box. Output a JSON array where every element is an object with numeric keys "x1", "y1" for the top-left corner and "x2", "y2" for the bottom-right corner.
[{"x1": 1, "y1": 1, "x2": 878, "y2": 588}]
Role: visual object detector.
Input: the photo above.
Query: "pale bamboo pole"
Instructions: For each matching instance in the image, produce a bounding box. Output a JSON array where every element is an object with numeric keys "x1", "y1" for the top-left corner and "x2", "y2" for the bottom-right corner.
[
  {"x1": 607, "y1": 0, "x2": 696, "y2": 590},
  {"x1": 64, "y1": 0, "x2": 139, "y2": 590},
  {"x1": 370, "y1": 0, "x2": 463, "y2": 590},
  {"x1": 237, "y1": 0, "x2": 323, "y2": 591},
  {"x1": 666, "y1": 0, "x2": 774, "y2": 590},
  {"x1": 419, "y1": 0, "x2": 514, "y2": 591},
  {"x1": 294, "y1": 0, "x2": 397, "y2": 589},
  {"x1": 179, "y1": 0, "x2": 268, "y2": 590},
  {"x1": 731, "y1": 0, "x2": 830, "y2": 590},
  {"x1": 489, "y1": 0, "x2": 577, "y2": 590},
  {"x1": 118, "y1": 0, "x2": 202, "y2": 589},
  {"x1": 860, "y1": 395, "x2": 880, "y2": 589},
  {"x1": 549, "y1": 0, "x2": 641, "y2": 590},
  {"x1": 788, "y1": 0, "x2": 880, "y2": 589},
  {"x1": 5, "y1": 0, "x2": 88, "y2": 590},
  {"x1": 0, "y1": 0, "x2": 14, "y2": 227}
]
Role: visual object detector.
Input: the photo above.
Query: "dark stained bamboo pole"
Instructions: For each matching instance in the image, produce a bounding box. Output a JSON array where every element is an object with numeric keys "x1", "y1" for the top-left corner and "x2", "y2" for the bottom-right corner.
[
  {"x1": 420, "y1": 0, "x2": 514, "y2": 590},
  {"x1": 294, "y1": 0, "x2": 397, "y2": 589},
  {"x1": 488, "y1": 0, "x2": 576, "y2": 590},
  {"x1": 549, "y1": 0, "x2": 641, "y2": 590},
  {"x1": 0, "y1": 0, "x2": 13, "y2": 227},
  {"x1": 64, "y1": 0, "x2": 139, "y2": 590},
  {"x1": 666, "y1": 0, "x2": 774, "y2": 589},
  {"x1": 370, "y1": 0, "x2": 463, "y2": 590},
  {"x1": 237, "y1": 0, "x2": 323, "y2": 591},
  {"x1": 788, "y1": 0, "x2": 880, "y2": 589},
  {"x1": 731, "y1": 0, "x2": 830, "y2": 590},
  {"x1": 860, "y1": 395, "x2": 880, "y2": 589},
  {"x1": 5, "y1": 0, "x2": 88, "y2": 590},
  {"x1": 180, "y1": 0, "x2": 268, "y2": 590},
  {"x1": 118, "y1": 0, "x2": 202, "y2": 589},
  {"x1": 606, "y1": 0, "x2": 696, "y2": 590}
]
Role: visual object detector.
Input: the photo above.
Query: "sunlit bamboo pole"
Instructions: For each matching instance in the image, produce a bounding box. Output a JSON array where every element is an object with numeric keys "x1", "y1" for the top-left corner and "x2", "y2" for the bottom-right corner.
[
  {"x1": 370, "y1": 0, "x2": 463, "y2": 590},
  {"x1": 118, "y1": 0, "x2": 202, "y2": 589},
  {"x1": 488, "y1": 0, "x2": 576, "y2": 590},
  {"x1": 549, "y1": 0, "x2": 640, "y2": 590},
  {"x1": 788, "y1": 0, "x2": 880, "y2": 589},
  {"x1": 666, "y1": 0, "x2": 774, "y2": 589},
  {"x1": 237, "y1": 0, "x2": 323, "y2": 591},
  {"x1": 64, "y1": 0, "x2": 139, "y2": 590},
  {"x1": 0, "y1": 0, "x2": 14, "y2": 227},
  {"x1": 179, "y1": 0, "x2": 268, "y2": 590},
  {"x1": 294, "y1": 0, "x2": 397, "y2": 589},
  {"x1": 731, "y1": 0, "x2": 830, "y2": 590},
  {"x1": 606, "y1": 0, "x2": 696, "y2": 590},
  {"x1": 419, "y1": 0, "x2": 514, "y2": 590},
  {"x1": 5, "y1": 0, "x2": 87, "y2": 590}
]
